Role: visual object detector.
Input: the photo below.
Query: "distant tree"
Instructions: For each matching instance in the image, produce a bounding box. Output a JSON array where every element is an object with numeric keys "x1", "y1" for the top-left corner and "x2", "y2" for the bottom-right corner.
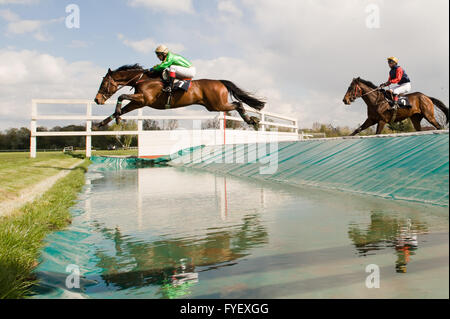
[
  {"x1": 143, "y1": 119, "x2": 161, "y2": 131},
  {"x1": 109, "y1": 120, "x2": 137, "y2": 149},
  {"x1": 166, "y1": 119, "x2": 179, "y2": 130},
  {"x1": 202, "y1": 118, "x2": 220, "y2": 129}
]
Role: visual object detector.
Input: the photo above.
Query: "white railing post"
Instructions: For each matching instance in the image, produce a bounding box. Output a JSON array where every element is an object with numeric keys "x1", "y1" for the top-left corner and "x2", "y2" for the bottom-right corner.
[
  {"x1": 30, "y1": 100, "x2": 37, "y2": 158},
  {"x1": 259, "y1": 112, "x2": 265, "y2": 132},
  {"x1": 137, "y1": 108, "x2": 143, "y2": 157},
  {"x1": 86, "y1": 102, "x2": 92, "y2": 158}
]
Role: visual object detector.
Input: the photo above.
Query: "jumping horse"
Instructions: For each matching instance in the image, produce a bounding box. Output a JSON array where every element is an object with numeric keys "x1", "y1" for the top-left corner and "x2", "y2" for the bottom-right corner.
[{"x1": 94, "y1": 64, "x2": 265, "y2": 130}]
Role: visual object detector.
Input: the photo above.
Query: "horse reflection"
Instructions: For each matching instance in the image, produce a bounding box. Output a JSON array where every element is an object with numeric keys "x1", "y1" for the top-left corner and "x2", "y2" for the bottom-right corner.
[
  {"x1": 92, "y1": 214, "x2": 268, "y2": 298},
  {"x1": 348, "y1": 212, "x2": 428, "y2": 273}
]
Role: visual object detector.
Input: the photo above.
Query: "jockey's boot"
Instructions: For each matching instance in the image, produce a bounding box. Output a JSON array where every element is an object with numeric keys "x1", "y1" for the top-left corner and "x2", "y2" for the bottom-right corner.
[
  {"x1": 162, "y1": 77, "x2": 174, "y2": 93},
  {"x1": 165, "y1": 77, "x2": 176, "y2": 108},
  {"x1": 390, "y1": 94, "x2": 399, "y2": 110}
]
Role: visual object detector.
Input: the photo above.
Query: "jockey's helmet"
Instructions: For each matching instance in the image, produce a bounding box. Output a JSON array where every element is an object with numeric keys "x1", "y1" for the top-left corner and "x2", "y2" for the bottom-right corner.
[
  {"x1": 387, "y1": 56, "x2": 399, "y2": 64},
  {"x1": 155, "y1": 45, "x2": 169, "y2": 55}
]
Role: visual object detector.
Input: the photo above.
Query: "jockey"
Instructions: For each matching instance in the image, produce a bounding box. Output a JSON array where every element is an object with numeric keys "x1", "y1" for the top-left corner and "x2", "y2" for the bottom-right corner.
[
  {"x1": 150, "y1": 45, "x2": 196, "y2": 93},
  {"x1": 380, "y1": 57, "x2": 411, "y2": 109}
]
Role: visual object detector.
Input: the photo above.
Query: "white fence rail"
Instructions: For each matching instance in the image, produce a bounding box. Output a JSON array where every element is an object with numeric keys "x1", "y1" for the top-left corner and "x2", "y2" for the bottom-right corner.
[{"x1": 30, "y1": 99, "x2": 299, "y2": 158}]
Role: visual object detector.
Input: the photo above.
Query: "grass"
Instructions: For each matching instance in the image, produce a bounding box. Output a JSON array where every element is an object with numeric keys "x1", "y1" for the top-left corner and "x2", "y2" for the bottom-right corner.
[
  {"x1": 0, "y1": 152, "x2": 82, "y2": 203},
  {"x1": 0, "y1": 159, "x2": 91, "y2": 299},
  {"x1": 92, "y1": 149, "x2": 138, "y2": 157}
]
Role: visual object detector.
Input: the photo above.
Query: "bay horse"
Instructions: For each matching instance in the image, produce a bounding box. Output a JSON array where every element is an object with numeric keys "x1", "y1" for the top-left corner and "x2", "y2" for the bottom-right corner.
[
  {"x1": 342, "y1": 77, "x2": 449, "y2": 135},
  {"x1": 94, "y1": 64, "x2": 265, "y2": 130}
]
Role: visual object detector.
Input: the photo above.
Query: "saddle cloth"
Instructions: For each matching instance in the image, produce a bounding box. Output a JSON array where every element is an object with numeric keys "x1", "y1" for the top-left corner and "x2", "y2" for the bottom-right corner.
[
  {"x1": 383, "y1": 90, "x2": 411, "y2": 108},
  {"x1": 173, "y1": 79, "x2": 192, "y2": 92}
]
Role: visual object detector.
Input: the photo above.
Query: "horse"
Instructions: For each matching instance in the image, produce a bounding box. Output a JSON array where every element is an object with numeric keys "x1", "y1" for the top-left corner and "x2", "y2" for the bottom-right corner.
[
  {"x1": 93, "y1": 64, "x2": 265, "y2": 130},
  {"x1": 342, "y1": 77, "x2": 449, "y2": 136}
]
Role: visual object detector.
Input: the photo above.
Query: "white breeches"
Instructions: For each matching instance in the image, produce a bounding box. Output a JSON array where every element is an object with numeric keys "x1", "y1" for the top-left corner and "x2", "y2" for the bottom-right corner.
[
  {"x1": 389, "y1": 82, "x2": 411, "y2": 95},
  {"x1": 163, "y1": 65, "x2": 196, "y2": 80}
]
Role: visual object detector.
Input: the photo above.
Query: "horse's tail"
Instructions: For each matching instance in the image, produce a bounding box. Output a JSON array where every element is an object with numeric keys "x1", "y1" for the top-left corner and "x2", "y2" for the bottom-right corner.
[
  {"x1": 428, "y1": 96, "x2": 449, "y2": 123},
  {"x1": 219, "y1": 80, "x2": 266, "y2": 110}
]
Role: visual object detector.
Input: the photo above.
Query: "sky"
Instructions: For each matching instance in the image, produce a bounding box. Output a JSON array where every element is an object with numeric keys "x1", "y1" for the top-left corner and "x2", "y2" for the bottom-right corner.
[{"x1": 0, "y1": 0, "x2": 448, "y2": 130}]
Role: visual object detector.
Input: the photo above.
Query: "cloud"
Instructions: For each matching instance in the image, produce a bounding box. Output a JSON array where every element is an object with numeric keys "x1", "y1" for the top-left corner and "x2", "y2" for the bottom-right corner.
[
  {"x1": 0, "y1": 9, "x2": 63, "y2": 41},
  {"x1": 68, "y1": 40, "x2": 90, "y2": 48},
  {"x1": 0, "y1": 49, "x2": 105, "y2": 129},
  {"x1": 218, "y1": 1, "x2": 242, "y2": 18},
  {"x1": 117, "y1": 33, "x2": 185, "y2": 55},
  {"x1": 127, "y1": 0, "x2": 194, "y2": 14}
]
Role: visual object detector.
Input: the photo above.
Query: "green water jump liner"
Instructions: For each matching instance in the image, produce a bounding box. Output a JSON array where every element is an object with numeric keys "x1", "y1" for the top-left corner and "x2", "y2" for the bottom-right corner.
[
  {"x1": 89, "y1": 146, "x2": 204, "y2": 170},
  {"x1": 89, "y1": 156, "x2": 168, "y2": 169},
  {"x1": 170, "y1": 131, "x2": 449, "y2": 207}
]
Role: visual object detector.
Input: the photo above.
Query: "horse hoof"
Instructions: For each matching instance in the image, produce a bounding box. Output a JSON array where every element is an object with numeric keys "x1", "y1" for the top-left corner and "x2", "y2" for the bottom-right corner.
[
  {"x1": 115, "y1": 117, "x2": 122, "y2": 125},
  {"x1": 250, "y1": 116, "x2": 260, "y2": 130}
]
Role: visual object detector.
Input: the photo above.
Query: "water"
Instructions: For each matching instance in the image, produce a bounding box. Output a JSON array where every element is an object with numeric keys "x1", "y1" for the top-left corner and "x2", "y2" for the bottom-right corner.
[{"x1": 32, "y1": 164, "x2": 449, "y2": 299}]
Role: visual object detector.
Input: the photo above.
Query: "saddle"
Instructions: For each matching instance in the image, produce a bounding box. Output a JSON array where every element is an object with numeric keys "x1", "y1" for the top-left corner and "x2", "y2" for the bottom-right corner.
[{"x1": 382, "y1": 90, "x2": 411, "y2": 108}]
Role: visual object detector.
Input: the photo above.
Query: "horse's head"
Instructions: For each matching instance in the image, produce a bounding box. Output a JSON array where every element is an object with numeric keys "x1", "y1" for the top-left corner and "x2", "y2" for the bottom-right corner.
[
  {"x1": 94, "y1": 68, "x2": 119, "y2": 105},
  {"x1": 342, "y1": 77, "x2": 364, "y2": 105}
]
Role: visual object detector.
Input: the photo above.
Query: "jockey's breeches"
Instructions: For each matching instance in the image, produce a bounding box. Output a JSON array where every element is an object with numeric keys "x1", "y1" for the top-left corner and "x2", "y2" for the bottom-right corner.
[
  {"x1": 163, "y1": 65, "x2": 196, "y2": 80},
  {"x1": 389, "y1": 82, "x2": 411, "y2": 95}
]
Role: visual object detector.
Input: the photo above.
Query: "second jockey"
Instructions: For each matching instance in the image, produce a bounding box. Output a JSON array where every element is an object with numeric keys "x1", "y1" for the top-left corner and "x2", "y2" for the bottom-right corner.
[
  {"x1": 380, "y1": 56, "x2": 411, "y2": 109},
  {"x1": 150, "y1": 45, "x2": 196, "y2": 94}
]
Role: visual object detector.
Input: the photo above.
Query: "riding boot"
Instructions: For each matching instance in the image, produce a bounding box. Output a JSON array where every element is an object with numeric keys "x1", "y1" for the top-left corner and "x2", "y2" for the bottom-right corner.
[
  {"x1": 165, "y1": 76, "x2": 175, "y2": 108},
  {"x1": 162, "y1": 76, "x2": 174, "y2": 93},
  {"x1": 390, "y1": 94, "x2": 399, "y2": 110},
  {"x1": 390, "y1": 95, "x2": 399, "y2": 123}
]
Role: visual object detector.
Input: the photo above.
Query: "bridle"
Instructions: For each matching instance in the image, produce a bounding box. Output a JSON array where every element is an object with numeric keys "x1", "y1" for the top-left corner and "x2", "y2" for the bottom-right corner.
[
  {"x1": 98, "y1": 72, "x2": 145, "y2": 101},
  {"x1": 350, "y1": 82, "x2": 381, "y2": 101}
]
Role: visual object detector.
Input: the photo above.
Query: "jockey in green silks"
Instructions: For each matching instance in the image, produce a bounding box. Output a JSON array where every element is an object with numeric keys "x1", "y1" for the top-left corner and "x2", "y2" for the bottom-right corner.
[{"x1": 150, "y1": 45, "x2": 196, "y2": 94}]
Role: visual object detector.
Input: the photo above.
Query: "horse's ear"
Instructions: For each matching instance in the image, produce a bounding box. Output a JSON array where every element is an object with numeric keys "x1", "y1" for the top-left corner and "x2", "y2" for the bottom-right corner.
[
  {"x1": 108, "y1": 68, "x2": 112, "y2": 74},
  {"x1": 357, "y1": 76, "x2": 361, "y2": 80}
]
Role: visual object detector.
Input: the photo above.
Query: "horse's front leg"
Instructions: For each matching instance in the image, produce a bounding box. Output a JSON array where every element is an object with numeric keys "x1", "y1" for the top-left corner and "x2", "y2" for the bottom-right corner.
[
  {"x1": 115, "y1": 93, "x2": 145, "y2": 116},
  {"x1": 95, "y1": 100, "x2": 144, "y2": 128},
  {"x1": 350, "y1": 118, "x2": 375, "y2": 136},
  {"x1": 376, "y1": 121, "x2": 386, "y2": 134}
]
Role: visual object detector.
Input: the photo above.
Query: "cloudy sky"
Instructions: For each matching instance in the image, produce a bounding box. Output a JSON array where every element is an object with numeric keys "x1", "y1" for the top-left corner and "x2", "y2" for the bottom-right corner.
[{"x1": 0, "y1": 0, "x2": 448, "y2": 130}]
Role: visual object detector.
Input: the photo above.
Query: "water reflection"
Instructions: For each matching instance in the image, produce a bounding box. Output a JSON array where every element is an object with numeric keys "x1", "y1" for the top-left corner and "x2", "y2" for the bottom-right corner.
[
  {"x1": 32, "y1": 164, "x2": 449, "y2": 299},
  {"x1": 348, "y1": 212, "x2": 428, "y2": 273},
  {"x1": 91, "y1": 213, "x2": 268, "y2": 298}
]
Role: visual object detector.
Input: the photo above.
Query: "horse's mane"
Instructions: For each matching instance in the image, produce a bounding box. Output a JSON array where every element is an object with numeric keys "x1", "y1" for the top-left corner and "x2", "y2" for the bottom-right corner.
[
  {"x1": 356, "y1": 77, "x2": 378, "y2": 89},
  {"x1": 114, "y1": 64, "x2": 145, "y2": 72}
]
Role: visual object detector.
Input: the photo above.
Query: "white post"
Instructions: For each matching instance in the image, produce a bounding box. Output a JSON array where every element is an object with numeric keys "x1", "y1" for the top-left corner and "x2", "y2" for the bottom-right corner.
[
  {"x1": 260, "y1": 112, "x2": 265, "y2": 132},
  {"x1": 30, "y1": 100, "x2": 37, "y2": 158},
  {"x1": 220, "y1": 112, "x2": 226, "y2": 145},
  {"x1": 137, "y1": 108, "x2": 143, "y2": 158},
  {"x1": 86, "y1": 102, "x2": 92, "y2": 158}
]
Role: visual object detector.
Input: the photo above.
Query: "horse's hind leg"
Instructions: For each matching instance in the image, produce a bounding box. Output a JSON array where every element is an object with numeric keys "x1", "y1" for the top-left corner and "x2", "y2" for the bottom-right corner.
[
  {"x1": 410, "y1": 114, "x2": 423, "y2": 132},
  {"x1": 420, "y1": 96, "x2": 442, "y2": 130},
  {"x1": 234, "y1": 102, "x2": 260, "y2": 130},
  {"x1": 422, "y1": 110, "x2": 442, "y2": 130}
]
